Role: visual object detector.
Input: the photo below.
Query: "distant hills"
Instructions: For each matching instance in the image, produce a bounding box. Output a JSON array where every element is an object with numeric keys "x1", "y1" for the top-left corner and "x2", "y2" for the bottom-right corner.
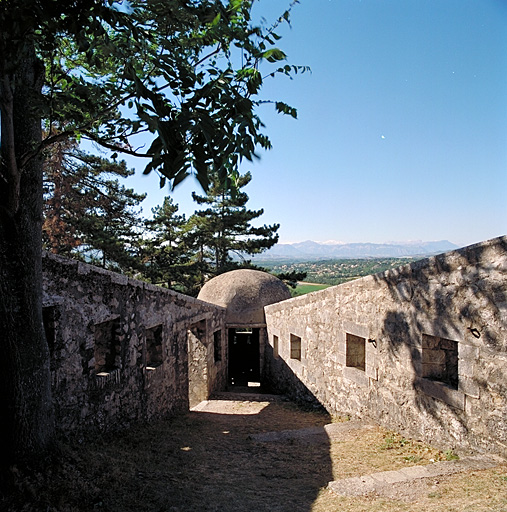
[{"x1": 253, "y1": 240, "x2": 459, "y2": 261}]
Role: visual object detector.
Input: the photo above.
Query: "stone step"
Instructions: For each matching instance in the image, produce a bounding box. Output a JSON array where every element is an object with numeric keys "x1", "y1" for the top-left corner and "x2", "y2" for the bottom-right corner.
[{"x1": 328, "y1": 455, "x2": 503, "y2": 497}]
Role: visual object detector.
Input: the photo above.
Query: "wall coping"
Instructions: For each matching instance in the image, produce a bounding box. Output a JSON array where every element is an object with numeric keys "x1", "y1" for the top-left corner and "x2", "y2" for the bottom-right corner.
[
  {"x1": 264, "y1": 235, "x2": 507, "y2": 314},
  {"x1": 42, "y1": 251, "x2": 226, "y2": 312}
]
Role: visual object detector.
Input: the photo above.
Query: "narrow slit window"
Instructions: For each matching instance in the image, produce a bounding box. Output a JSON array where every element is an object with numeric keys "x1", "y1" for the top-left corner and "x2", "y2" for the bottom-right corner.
[
  {"x1": 213, "y1": 330, "x2": 222, "y2": 363},
  {"x1": 273, "y1": 335, "x2": 279, "y2": 359}
]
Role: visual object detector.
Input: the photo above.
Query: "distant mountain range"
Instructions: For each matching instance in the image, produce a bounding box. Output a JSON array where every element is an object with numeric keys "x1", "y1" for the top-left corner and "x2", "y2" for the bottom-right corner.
[{"x1": 252, "y1": 240, "x2": 459, "y2": 261}]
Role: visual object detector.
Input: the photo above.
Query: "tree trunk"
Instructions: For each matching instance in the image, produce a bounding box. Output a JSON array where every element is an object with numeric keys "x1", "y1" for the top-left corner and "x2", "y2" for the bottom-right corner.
[{"x1": 0, "y1": 42, "x2": 55, "y2": 465}]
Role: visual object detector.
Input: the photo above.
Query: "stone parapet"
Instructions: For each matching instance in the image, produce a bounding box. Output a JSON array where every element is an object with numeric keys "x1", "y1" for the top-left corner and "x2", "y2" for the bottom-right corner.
[
  {"x1": 42, "y1": 252, "x2": 226, "y2": 435},
  {"x1": 264, "y1": 236, "x2": 507, "y2": 456}
]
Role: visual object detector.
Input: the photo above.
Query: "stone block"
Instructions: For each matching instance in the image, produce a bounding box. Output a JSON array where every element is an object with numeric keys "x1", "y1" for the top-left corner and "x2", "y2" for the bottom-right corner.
[
  {"x1": 335, "y1": 351, "x2": 346, "y2": 366},
  {"x1": 459, "y1": 376, "x2": 481, "y2": 399},
  {"x1": 110, "y1": 273, "x2": 128, "y2": 286},
  {"x1": 343, "y1": 367, "x2": 369, "y2": 388},
  {"x1": 415, "y1": 377, "x2": 465, "y2": 410},
  {"x1": 365, "y1": 350, "x2": 378, "y2": 369},
  {"x1": 343, "y1": 320, "x2": 368, "y2": 339},
  {"x1": 459, "y1": 343, "x2": 480, "y2": 361},
  {"x1": 369, "y1": 469, "x2": 407, "y2": 484},
  {"x1": 366, "y1": 365, "x2": 378, "y2": 381},
  {"x1": 398, "y1": 465, "x2": 431, "y2": 479},
  {"x1": 458, "y1": 358, "x2": 475, "y2": 378}
]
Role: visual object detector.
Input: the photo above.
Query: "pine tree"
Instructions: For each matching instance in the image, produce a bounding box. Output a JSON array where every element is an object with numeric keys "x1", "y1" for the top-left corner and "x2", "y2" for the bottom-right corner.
[
  {"x1": 141, "y1": 197, "x2": 198, "y2": 292},
  {"x1": 43, "y1": 140, "x2": 146, "y2": 273},
  {"x1": 188, "y1": 171, "x2": 279, "y2": 276}
]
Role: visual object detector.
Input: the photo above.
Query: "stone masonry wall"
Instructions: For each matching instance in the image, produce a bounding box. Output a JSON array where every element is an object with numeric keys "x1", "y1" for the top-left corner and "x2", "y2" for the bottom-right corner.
[
  {"x1": 42, "y1": 252, "x2": 226, "y2": 435},
  {"x1": 264, "y1": 236, "x2": 507, "y2": 456}
]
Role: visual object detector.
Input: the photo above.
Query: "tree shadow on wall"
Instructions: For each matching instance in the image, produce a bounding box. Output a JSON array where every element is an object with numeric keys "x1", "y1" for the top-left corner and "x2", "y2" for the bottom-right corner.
[{"x1": 373, "y1": 238, "x2": 507, "y2": 445}]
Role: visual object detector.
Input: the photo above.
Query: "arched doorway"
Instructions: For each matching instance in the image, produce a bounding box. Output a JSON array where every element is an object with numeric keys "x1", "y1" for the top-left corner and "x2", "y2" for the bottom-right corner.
[{"x1": 228, "y1": 328, "x2": 260, "y2": 386}]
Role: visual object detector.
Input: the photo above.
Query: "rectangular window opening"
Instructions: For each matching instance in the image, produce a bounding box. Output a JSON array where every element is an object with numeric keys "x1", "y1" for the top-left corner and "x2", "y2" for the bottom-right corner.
[
  {"x1": 146, "y1": 324, "x2": 164, "y2": 370},
  {"x1": 213, "y1": 329, "x2": 222, "y2": 363},
  {"x1": 290, "y1": 334, "x2": 301, "y2": 361},
  {"x1": 273, "y1": 335, "x2": 279, "y2": 359},
  {"x1": 94, "y1": 318, "x2": 121, "y2": 374},
  {"x1": 346, "y1": 333, "x2": 366, "y2": 371},
  {"x1": 422, "y1": 334, "x2": 458, "y2": 389}
]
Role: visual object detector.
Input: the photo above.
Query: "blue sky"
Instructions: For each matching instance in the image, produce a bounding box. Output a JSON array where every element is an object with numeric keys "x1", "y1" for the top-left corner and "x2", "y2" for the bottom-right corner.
[{"x1": 126, "y1": 0, "x2": 507, "y2": 248}]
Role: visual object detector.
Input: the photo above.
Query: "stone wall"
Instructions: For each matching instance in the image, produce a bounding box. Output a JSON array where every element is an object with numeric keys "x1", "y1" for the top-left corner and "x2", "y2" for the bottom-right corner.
[
  {"x1": 264, "y1": 236, "x2": 507, "y2": 456},
  {"x1": 42, "y1": 252, "x2": 226, "y2": 435}
]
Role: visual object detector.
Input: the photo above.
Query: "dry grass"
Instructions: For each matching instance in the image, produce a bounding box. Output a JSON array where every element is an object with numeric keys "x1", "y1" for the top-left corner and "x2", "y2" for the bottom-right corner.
[
  {"x1": 313, "y1": 468, "x2": 507, "y2": 512},
  {"x1": 1, "y1": 395, "x2": 506, "y2": 512}
]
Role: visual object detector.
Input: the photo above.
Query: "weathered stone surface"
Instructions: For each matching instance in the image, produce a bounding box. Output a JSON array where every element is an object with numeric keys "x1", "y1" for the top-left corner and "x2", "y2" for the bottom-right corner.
[
  {"x1": 197, "y1": 269, "x2": 291, "y2": 326},
  {"x1": 42, "y1": 237, "x2": 507, "y2": 458},
  {"x1": 328, "y1": 455, "x2": 501, "y2": 498},
  {"x1": 264, "y1": 236, "x2": 507, "y2": 456},
  {"x1": 43, "y1": 252, "x2": 226, "y2": 435}
]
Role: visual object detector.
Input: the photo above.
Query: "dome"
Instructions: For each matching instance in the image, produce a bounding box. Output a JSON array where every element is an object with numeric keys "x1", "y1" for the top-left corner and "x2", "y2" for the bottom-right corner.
[{"x1": 197, "y1": 269, "x2": 291, "y2": 325}]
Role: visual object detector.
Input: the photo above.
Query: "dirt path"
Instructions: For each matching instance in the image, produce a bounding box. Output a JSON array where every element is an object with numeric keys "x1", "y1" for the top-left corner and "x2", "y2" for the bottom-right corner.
[{"x1": 2, "y1": 391, "x2": 506, "y2": 511}]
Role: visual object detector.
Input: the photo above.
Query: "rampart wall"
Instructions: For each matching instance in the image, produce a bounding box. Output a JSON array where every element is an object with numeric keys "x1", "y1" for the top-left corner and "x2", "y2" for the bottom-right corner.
[
  {"x1": 42, "y1": 253, "x2": 226, "y2": 436},
  {"x1": 264, "y1": 236, "x2": 507, "y2": 456}
]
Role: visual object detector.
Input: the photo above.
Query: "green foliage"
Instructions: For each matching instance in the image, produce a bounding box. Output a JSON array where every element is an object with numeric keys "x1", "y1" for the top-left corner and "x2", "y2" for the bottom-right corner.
[
  {"x1": 379, "y1": 432, "x2": 410, "y2": 451},
  {"x1": 139, "y1": 197, "x2": 202, "y2": 295},
  {"x1": 274, "y1": 270, "x2": 307, "y2": 288},
  {"x1": 291, "y1": 283, "x2": 330, "y2": 297},
  {"x1": 2, "y1": 0, "x2": 308, "y2": 197},
  {"x1": 264, "y1": 257, "x2": 420, "y2": 286},
  {"x1": 445, "y1": 449, "x2": 459, "y2": 461},
  {"x1": 403, "y1": 455, "x2": 422, "y2": 463},
  {"x1": 43, "y1": 139, "x2": 146, "y2": 272},
  {"x1": 0, "y1": 0, "x2": 307, "y2": 462},
  {"x1": 187, "y1": 170, "x2": 279, "y2": 276}
]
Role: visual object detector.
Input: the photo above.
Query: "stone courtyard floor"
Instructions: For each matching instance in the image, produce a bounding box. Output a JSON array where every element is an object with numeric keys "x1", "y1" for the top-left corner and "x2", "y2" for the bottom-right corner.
[{"x1": 2, "y1": 391, "x2": 507, "y2": 511}]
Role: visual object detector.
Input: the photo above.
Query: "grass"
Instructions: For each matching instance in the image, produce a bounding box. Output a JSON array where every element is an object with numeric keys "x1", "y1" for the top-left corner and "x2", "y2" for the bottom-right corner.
[
  {"x1": 1, "y1": 398, "x2": 505, "y2": 512},
  {"x1": 292, "y1": 282, "x2": 331, "y2": 296}
]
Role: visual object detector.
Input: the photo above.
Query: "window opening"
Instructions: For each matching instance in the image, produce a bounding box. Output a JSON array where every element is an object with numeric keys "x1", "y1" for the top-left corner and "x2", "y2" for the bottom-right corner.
[
  {"x1": 146, "y1": 324, "x2": 163, "y2": 370},
  {"x1": 290, "y1": 334, "x2": 301, "y2": 361},
  {"x1": 346, "y1": 333, "x2": 365, "y2": 371},
  {"x1": 213, "y1": 330, "x2": 222, "y2": 363},
  {"x1": 273, "y1": 335, "x2": 279, "y2": 359},
  {"x1": 422, "y1": 334, "x2": 458, "y2": 389},
  {"x1": 94, "y1": 318, "x2": 121, "y2": 374}
]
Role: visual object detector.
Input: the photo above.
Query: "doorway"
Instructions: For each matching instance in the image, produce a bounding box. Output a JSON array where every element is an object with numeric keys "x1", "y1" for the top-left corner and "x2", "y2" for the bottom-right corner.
[{"x1": 228, "y1": 328, "x2": 260, "y2": 386}]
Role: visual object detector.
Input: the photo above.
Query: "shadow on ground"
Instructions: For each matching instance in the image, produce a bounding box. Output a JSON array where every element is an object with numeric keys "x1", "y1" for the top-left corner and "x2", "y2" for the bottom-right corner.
[
  {"x1": 157, "y1": 392, "x2": 333, "y2": 512},
  {"x1": 1, "y1": 392, "x2": 332, "y2": 512}
]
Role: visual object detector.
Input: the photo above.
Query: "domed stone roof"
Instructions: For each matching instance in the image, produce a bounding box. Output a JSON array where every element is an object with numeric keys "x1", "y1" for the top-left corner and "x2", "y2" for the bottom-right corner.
[{"x1": 197, "y1": 269, "x2": 291, "y2": 325}]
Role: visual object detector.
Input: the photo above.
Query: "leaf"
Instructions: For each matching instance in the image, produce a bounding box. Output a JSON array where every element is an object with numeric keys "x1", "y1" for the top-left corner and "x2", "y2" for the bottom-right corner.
[
  {"x1": 210, "y1": 13, "x2": 221, "y2": 26},
  {"x1": 275, "y1": 101, "x2": 298, "y2": 119},
  {"x1": 261, "y1": 48, "x2": 287, "y2": 63}
]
